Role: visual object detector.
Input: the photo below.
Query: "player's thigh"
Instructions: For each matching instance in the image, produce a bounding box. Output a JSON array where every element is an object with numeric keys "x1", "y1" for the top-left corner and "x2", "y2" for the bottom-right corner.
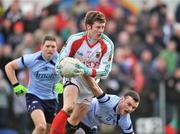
[
  {"x1": 45, "y1": 123, "x2": 51, "y2": 134},
  {"x1": 31, "y1": 109, "x2": 46, "y2": 127},
  {"x1": 63, "y1": 83, "x2": 79, "y2": 110},
  {"x1": 69, "y1": 103, "x2": 89, "y2": 124}
]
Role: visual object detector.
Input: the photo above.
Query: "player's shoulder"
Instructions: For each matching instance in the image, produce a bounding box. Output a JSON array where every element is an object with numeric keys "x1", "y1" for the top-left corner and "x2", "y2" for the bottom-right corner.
[
  {"x1": 119, "y1": 114, "x2": 132, "y2": 129},
  {"x1": 101, "y1": 33, "x2": 114, "y2": 47},
  {"x1": 22, "y1": 51, "x2": 40, "y2": 59},
  {"x1": 108, "y1": 94, "x2": 119, "y2": 100},
  {"x1": 52, "y1": 51, "x2": 59, "y2": 62},
  {"x1": 67, "y1": 32, "x2": 86, "y2": 42},
  {"x1": 31, "y1": 51, "x2": 42, "y2": 59},
  {"x1": 53, "y1": 51, "x2": 59, "y2": 59},
  {"x1": 97, "y1": 94, "x2": 119, "y2": 106}
]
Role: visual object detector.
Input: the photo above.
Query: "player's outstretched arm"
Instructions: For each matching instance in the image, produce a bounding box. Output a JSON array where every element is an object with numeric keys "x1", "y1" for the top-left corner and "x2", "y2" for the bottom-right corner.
[
  {"x1": 5, "y1": 60, "x2": 19, "y2": 85},
  {"x1": 82, "y1": 75, "x2": 104, "y2": 97},
  {"x1": 5, "y1": 60, "x2": 28, "y2": 96}
]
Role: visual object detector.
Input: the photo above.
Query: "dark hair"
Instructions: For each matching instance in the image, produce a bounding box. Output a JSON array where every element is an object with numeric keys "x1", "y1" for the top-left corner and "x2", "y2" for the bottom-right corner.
[
  {"x1": 123, "y1": 90, "x2": 140, "y2": 102},
  {"x1": 84, "y1": 10, "x2": 106, "y2": 26},
  {"x1": 42, "y1": 35, "x2": 57, "y2": 45}
]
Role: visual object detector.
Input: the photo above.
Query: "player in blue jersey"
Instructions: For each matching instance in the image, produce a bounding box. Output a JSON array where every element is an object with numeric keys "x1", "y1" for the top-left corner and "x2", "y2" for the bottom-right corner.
[
  {"x1": 5, "y1": 35, "x2": 63, "y2": 134},
  {"x1": 77, "y1": 76, "x2": 140, "y2": 134}
]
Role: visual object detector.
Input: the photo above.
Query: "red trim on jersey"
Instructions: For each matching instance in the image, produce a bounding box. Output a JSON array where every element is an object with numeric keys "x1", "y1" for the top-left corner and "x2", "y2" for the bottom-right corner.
[
  {"x1": 69, "y1": 37, "x2": 84, "y2": 57},
  {"x1": 91, "y1": 68, "x2": 96, "y2": 77},
  {"x1": 99, "y1": 39, "x2": 107, "y2": 60}
]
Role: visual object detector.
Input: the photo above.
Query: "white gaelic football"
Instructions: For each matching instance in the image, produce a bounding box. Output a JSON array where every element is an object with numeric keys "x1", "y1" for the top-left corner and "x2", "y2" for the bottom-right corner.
[{"x1": 59, "y1": 57, "x2": 80, "y2": 78}]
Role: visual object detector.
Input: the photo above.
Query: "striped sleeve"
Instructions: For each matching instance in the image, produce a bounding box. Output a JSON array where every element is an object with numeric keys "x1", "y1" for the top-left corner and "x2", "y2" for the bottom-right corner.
[{"x1": 95, "y1": 34, "x2": 114, "y2": 79}]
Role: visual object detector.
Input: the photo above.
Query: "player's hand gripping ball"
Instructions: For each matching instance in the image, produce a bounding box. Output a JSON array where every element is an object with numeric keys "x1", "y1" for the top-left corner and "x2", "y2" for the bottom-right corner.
[{"x1": 59, "y1": 57, "x2": 83, "y2": 78}]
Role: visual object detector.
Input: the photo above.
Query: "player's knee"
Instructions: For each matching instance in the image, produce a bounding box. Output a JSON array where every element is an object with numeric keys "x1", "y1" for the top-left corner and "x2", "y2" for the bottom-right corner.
[
  {"x1": 63, "y1": 105, "x2": 74, "y2": 114},
  {"x1": 35, "y1": 123, "x2": 46, "y2": 133},
  {"x1": 66, "y1": 121, "x2": 79, "y2": 134}
]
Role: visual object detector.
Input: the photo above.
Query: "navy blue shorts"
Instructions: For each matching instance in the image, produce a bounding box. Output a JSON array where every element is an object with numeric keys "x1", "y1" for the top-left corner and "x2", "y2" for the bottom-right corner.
[{"x1": 25, "y1": 93, "x2": 57, "y2": 123}]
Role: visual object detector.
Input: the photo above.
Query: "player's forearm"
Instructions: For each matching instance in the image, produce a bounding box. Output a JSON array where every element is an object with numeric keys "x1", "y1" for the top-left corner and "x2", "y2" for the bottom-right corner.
[
  {"x1": 94, "y1": 60, "x2": 112, "y2": 79},
  {"x1": 5, "y1": 61, "x2": 19, "y2": 85},
  {"x1": 94, "y1": 67, "x2": 109, "y2": 79},
  {"x1": 82, "y1": 75, "x2": 103, "y2": 97}
]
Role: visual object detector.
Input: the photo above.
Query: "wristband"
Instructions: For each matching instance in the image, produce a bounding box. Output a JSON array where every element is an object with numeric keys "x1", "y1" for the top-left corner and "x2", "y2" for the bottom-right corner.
[{"x1": 13, "y1": 83, "x2": 19, "y2": 87}]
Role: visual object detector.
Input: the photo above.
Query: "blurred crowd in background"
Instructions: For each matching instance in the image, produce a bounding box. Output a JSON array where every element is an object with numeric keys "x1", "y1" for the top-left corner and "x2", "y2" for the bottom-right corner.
[{"x1": 0, "y1": 0, "x2": 180, "y2": 134}]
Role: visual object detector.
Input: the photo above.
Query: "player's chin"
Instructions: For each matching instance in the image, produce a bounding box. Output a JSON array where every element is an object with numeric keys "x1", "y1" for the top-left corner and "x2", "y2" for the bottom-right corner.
[
  {"x1": 122, "y1": 110, "x2": 129, "y2": 115},
  {"x1": 47, "y1": 54, "x2": 53, "y2": 60},
  {"x1": 97, "y1": 34, "x2": 101, "y2": 38}
]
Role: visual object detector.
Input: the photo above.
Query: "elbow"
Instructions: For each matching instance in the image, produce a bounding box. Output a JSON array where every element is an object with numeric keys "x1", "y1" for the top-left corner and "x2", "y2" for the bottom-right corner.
[
  {"x1": 101, "y1": 75, "x2": 108, "y2": 79},
  {"x1": 100, "y1": 72, "x2": 109, "y2": 79},
  {"x1": 5, "y1": 63, "x2": 10, "y2": 73},
  {"x1": 5, "y1": 62, "x2": 15, "y2": 73}
]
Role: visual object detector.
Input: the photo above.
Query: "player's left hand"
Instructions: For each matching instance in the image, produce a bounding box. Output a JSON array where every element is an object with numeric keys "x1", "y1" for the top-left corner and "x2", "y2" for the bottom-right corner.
[
  {"x1": 13, "y1": 83, "x2": 28, "y2": 96},
  {"x1": 55, "y1": 61, "x2": 63, "y2": 76},
  {"x1": 75, "y1": 62, "x2": 91, "y2": 76},
  {"x1": 55, "y1": 83, "x2": 63, "y2": 94}
]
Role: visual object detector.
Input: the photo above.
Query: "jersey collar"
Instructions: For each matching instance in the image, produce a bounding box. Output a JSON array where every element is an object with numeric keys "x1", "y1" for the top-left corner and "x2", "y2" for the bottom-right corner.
[
  {"x1": 37, "y1": 52, "x2": 56, "y2": 65},
  {"x1": 84, "y1": 34, "x2": 101, "y2": 48}
]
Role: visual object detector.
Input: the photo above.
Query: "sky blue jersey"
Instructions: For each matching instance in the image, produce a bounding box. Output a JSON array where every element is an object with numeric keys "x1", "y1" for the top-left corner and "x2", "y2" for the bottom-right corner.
[
  {"x1": 81, "y1": 94, "x2": 134, "y2": 133},
  {"x1": 16, "y1": 51, "x2": 61, "y2": 100}
]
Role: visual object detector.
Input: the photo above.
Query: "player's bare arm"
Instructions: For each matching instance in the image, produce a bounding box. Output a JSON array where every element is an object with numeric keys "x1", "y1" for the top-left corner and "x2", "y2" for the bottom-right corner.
[
  {"x1": 82, "y1": 75, "x2": 104, "y2": 97},
  {"x1": 5, "y1": 59, "x2": 19, "y2": 85}
]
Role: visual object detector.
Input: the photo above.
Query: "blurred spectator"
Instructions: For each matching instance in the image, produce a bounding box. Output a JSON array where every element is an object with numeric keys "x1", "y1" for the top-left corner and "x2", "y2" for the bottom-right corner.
[
  {"x1": 171, "y1": 23, "x2": 180, "y2": 53},
  {"x1": 34, "y1": 17, "x2": 56, "y2": 50},
  {"x1": 147, "y1": 14, "x2": 164, "y2": 48},
  {"x1": 116, "y1": 31, "x2": 130, "y2": 48},
  {"x1": 13, "y1": 33, "x2": 35, "y2": 58},
  {"x1": 7, "y1": 21, "x2": 24, "y2": 50},
  {"x1": 71, "y1": 0, "x2": 91, "y2": 18},
  {"x1": 60, "y1": 17, "x2": 78, "y2": 42},
  {"x1": 150, "y1": 0, "x2": 167, "y2": 26},
  {"x1": 45, "y1": 0, "x2": 60, "y2": 16},
  {"x1": 22, "y1": 8, "x2": 40, "y2": 33},
  {"x1": 165, "y1": 67, "x2": 180, "y2": 132},
  {"x1": 115, "y1": 46, "x2": 144, "y2": 93},
  {"x1": 151, "y1": 56, "x2": 169, "y2": 116},
  {"x1": 162, "y1": 13, "x2": 175, "y2": 45},
  {"x1": 0, "y1": 32, "x2": 4, "y2": 45},
  {"x1": 0, "y1": 19, "x2": 12, "y2": 43},
  {"x1": 111, "y1": 7, "x2": 125, "y2": 32},
  {"x1": 0, "y1": 0, "x2": 4, "y2": 25},
  {"x1": 137, "y1": 0, "x2": 151, "y2": 37},
  {"x1": 101, "y1": 63, "x2": 123, "y2": 95},
  {"x1": 175, "y1": 2, "x2": 180, "y2": 22},
  {"x1": 0, "y1": 45, "x2": 13, "y2": 81},
  {"x1": 159, "y1": 40, "x2": 178, "y2": 76},
  {"x1": 95, "y1": 0, "x2": 114, "y2": 20},
  {"x1": 54, "y1": 8, "x2": 70, "y2": 34},
  {"x1": 3, "y1": 0, "x2": 23, "y2": 24},
  {"x1": 71, "y1": 0, "x2": 91, "y2": 30},
  {"x1": 137, "y1": 32, "x2": 159, "y2": 60},
  {"x1": 0, "y1": 69, "x2": 11, "y2": 128},
  {"x1": 123, "y1": 20, "x2": 141, "y2": 52},
  {"x1": 139, "y1": 49, "x2": 153, "y2": 86},
  {"x1": 104, "y1": 19, "x2": 117, "y2": 42},
  {"x1": 133, "y1": 63, "x2": 144, "y2": 93}
]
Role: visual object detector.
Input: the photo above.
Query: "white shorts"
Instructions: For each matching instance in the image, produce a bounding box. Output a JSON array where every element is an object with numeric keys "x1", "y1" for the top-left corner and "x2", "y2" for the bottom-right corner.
[{"x1": 63, "y1": 76, "x2": 94, "y2": 104}]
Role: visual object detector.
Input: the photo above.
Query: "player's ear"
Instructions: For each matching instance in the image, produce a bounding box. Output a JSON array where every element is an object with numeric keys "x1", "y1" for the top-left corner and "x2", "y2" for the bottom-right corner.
[
  {"x1": 121, "y1": 96, "x2": 125, "y2": 102},
  {"x1": 86, "y1": 24, "x2": 91, "y2": 30}
]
